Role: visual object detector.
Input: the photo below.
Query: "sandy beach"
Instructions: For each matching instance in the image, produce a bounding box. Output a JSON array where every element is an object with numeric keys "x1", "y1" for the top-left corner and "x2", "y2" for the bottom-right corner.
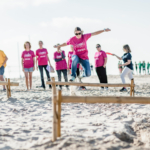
[{"x1": 1, "y1": 75, "x2": 150, "y2": 150}]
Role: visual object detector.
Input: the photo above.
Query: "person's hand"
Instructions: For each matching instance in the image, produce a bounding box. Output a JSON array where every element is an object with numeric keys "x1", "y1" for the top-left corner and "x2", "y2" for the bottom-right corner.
[
  {"x1": 33, "y1": 67, "x2": 35, "y2": 71},
  {"x1": 54, "y1": 45, "x2": 57, "y2": 48},
  {"x1": 67, "y1": 66, "x2": 70, "y2": 70},
  {"x1": 119, "y1": 64, "x2": 122, "y2": 67},
  {"x1": 103, "y1": 65, "x2": 106, "y2": 68},
  {"x1": 22, "y1": 68, "x2": 24, "y2": 72},
  {"x1": 105, "y1": 28, "x2": 111, "y2": 32},
  {"x1": 36, "y1": 66, "x2": 38, "y2": 71}
]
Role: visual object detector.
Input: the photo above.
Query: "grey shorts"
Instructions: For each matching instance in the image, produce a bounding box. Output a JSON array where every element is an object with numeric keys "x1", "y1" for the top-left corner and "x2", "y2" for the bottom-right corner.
[{"x1": 24, "y1": 67, "x2": 33, "y2": 72}]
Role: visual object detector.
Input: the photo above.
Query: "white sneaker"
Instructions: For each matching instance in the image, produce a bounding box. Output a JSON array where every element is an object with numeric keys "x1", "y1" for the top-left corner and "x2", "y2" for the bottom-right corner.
[
  {"x1": 99, "y1": 87, "x2": 104, "y2": 91},
  {"x1": 105, "y1": 87, "x2": 108, "y2": 91}
]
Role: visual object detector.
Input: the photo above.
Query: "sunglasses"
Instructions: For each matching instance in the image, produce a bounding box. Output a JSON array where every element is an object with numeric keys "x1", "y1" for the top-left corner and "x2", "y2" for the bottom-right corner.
[
  {"x1": 75, "y1": 32, "x2": 82, "y2": 35},
  {"x1": 96, "y1": 46, "x2": 100, "y2": 48}
]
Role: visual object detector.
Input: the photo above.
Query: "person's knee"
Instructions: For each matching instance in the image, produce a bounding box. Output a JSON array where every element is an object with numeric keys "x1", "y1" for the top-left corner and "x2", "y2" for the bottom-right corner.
[
  {"x1": 120, "y1": 73, "x2": 125, "y2": 79},
  {"x1": 72, "y1": 55, "x2": 79, "y2": 64}
]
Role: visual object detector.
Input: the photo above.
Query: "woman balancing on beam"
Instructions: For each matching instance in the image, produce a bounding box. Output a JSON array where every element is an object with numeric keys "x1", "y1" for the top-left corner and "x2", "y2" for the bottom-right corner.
[
  {"x1": 68, "y1": 45, "x2": 86, "y2": 90},
  {"x1": 54, "y1": 27, "x2": 111, "y2": 81},
  {"x1": 21, "y1": 41, "x2": 35, "y2": 91},
  {"x1": 112, "y1": 45, "x2": 133, "y2": 92},
  {"x1": 36, "y1": 41, "x2": 53, "y2": 90}
]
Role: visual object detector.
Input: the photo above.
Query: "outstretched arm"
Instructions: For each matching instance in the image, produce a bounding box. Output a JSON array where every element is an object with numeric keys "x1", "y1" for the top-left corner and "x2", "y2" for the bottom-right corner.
[
  {"x1": 91, "y1": 28, "x2": 111, "y2": 36},
  {"x1": 112, "y1": 54, "x2": 122, "y2": 60},
  {"x1": 54, "y1": 43, "x2": 67, "y2": 48}
]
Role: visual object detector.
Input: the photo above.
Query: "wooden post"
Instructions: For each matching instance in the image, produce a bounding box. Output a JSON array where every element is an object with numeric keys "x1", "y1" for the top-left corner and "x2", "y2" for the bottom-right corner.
[
  {"x1": 5, "y1": 78, "x2": 9, "y2": 98},
  {"x1": 57, "y1": 89, "x2": 62, "y2": 137},
  {"x1": 132, "y1": 79, "x2": 134, "y2": 97},
  {"x1": 130, "y1": 79, "x2": 134, "y2": 97},
  {"x1": 51, "y1": 77, "x2": 57, "y2": 142},
  {"x1": 8, "y1": 78, "x2": 11, "y2": 98}
]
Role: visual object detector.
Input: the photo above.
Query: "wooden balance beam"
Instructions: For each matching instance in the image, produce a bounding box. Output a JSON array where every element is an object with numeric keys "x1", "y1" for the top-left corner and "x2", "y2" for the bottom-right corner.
[
  {"x1": 0, "y1": 78, "x2": 19, "y2": 98},
  {"x1": 46, "y1": 77, "x2": 135, "y2": 142},
  {"x1": 55, "y1": 90, "x2": 150, "y2": 142}
]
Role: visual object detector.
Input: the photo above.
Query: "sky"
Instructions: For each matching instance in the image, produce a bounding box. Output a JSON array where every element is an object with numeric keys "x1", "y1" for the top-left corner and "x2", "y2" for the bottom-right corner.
[{"x1": 0, "y1": 0, "x2": 150, "y2": 78}]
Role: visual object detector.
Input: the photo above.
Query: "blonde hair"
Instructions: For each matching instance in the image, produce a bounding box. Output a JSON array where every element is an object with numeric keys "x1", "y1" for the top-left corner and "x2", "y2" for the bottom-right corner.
[
  {"x1": 74, "y1": 27, "x2": 84, "y2": 34},
  {"x1": 24, "y1": 41, "x2": 31, "y2": 49}
]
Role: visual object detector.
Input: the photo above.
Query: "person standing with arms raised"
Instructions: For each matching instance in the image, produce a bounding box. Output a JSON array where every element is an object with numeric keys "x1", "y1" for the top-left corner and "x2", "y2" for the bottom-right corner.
[
  {"x1": 54, "y1": 27, "x2": 111, "y2": 81},
  {"x1": 113, "y1": 45, "x2": 133, "y2": 92},
  {"x1": 21, "y1": 42, "x2": 35, "y2": 91},
  {"x1": 36, "y1": 41, "x2": 53, "y2": 90},
  {"x1": 0, "y1": 50, "x2": 8, "y2": 91},
  {"x1": 94, "y1": 44, "x2": 108, "y2": 90}
]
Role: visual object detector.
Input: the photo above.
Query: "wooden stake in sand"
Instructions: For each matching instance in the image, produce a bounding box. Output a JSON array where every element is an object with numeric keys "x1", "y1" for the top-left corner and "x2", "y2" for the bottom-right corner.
[
  {"x1": 8, "y1": 78, "x2": 11, "y2": 98},
  {"x1": 5, "y1": 78, "x2": 9, "y2": 98},
  {"x1": 57, "y1": 89, "x2": 62, "y2": 137},
  {"x1": 130, "y1": 79, "x2": 134, "y2": 97},
  {"x1": 51, "y1": 77, "x2": 58, "y2": 141}
]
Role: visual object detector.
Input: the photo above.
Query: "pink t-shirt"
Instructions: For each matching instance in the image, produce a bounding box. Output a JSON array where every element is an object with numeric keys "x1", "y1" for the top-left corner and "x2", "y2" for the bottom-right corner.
[
  {"x1": 66, "y1": 33, "x2": 91, "y2": 60},
  {"x1": 21, "y1": 50, "x2": 35, "y2": 68},
  {"x1": 94, "y1": 50, "x2": 107, "y2": 67},
  {"x1": 68, "y1": 51, "x2": 80, "y2": 69},
  {"x1": 36, "y1": 48, "x2": 48, "y2": 66},
  {"x1": 54, "y1": 51, "x2": 67, "y2": 70}
]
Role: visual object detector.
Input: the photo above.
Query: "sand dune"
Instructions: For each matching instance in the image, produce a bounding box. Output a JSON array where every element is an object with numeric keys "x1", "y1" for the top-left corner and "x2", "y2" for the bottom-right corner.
[{"x1": 1, "y1": 75, "x2": 150, "y2": 150}]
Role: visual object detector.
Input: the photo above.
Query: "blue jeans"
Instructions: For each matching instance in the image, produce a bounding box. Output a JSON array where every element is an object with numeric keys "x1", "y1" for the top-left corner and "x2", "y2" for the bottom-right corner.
[
  {"x1": 0, "y1": 66, "x2": 4, "y2": 75},
  {"x1": 71, "y1": 55, "x2": 91, "y2": 78},
  {"x1": 56, "y1": 69, "x2": 68, "y2": 88}
]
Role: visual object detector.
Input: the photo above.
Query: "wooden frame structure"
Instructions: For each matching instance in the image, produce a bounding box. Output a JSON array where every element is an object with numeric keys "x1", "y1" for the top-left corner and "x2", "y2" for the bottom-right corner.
[
  {"x1": 47, "y1": 77, "x2": 136, "y2": 141},
  {"x1": 0, "y1": 78, "x2": 19, "y2": 98}
]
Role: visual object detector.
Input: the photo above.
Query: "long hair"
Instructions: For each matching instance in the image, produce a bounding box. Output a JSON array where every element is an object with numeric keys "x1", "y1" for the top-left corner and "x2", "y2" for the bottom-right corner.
[{"x1": 123, "y1": 44, "x2": 131, "y2": 53}]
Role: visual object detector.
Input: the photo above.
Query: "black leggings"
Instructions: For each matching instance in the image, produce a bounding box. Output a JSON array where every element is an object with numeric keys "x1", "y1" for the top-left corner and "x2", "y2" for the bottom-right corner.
[
  {"x1": 39, "y1": 65, "x2": 51, "y2": 88},
  {"x1": 96, "y1": 66, "x2": 108, "y2": 88},
  {"x1": 56, "y1": 69, "x2": 68, "y2": 88}
]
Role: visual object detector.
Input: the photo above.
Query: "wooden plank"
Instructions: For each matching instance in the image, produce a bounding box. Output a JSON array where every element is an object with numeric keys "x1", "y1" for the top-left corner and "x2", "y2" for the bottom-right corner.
[
  {"x1": 10, "y1": 82, "x2": 19, "y2": 86},
  {"x1": 0, "y1": 81, "x2": 19, "y2": 86},
  {"x1": 0, "y1": 81, "x2": 8, "y2": 85},
  {"x1": 51, "y1": 77, "x2": 57, "y2": 142},
  {"x1": 57, "y1": 90, "x2": 62, "y2": 137},
  {"x1": 61, "y1": 96, "x2": 150, "y2": 104},
  {"x1": 46, "y1": 81, "x2": 134, "y2": 87}
]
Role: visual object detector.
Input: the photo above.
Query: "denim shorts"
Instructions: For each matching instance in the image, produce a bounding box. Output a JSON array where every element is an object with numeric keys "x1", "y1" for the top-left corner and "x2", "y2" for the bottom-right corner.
[
  {"x1": 0, "y1": 66, "x2": 4, "y2": 75},
  {"x1": 24, "y1": 67, "x2": 34, "y2": 72}
]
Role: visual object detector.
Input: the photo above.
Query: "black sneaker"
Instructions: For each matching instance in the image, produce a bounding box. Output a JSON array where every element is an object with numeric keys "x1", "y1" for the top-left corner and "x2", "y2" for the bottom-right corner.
[
  {"x1": 36, "y1": 85, "x2": 43, "y2": 88},
  {"x1": 120, "y1": 87, "x2": 127, "y2": 92}
]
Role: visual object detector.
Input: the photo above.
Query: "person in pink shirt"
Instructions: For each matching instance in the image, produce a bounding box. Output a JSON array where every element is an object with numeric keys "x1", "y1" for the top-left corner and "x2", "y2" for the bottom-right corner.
[
  {"x1": 94, "y1": 44, "x2": 108, "y2": 90},
  {"x1": 36, "y1": 41, "x2": 53, "y2": 90},
  {"x1": 54, "y1": 27, "x2": 111, "y2": 82},
  {"x1": 68, "y1": 45, "x2": 86, "y2": 90},
  {"x1": 21, "y1": 41, "x2": 35, "y2": 91},
  {"x1": 54, "y1": 44, "x2": 69, "y2": 90}
]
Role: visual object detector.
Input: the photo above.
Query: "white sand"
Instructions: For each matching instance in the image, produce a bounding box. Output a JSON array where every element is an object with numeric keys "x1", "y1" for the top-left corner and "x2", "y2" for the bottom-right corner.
[{"x1": 1, "y1": 75, "x2": 150, "y2": 150}]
